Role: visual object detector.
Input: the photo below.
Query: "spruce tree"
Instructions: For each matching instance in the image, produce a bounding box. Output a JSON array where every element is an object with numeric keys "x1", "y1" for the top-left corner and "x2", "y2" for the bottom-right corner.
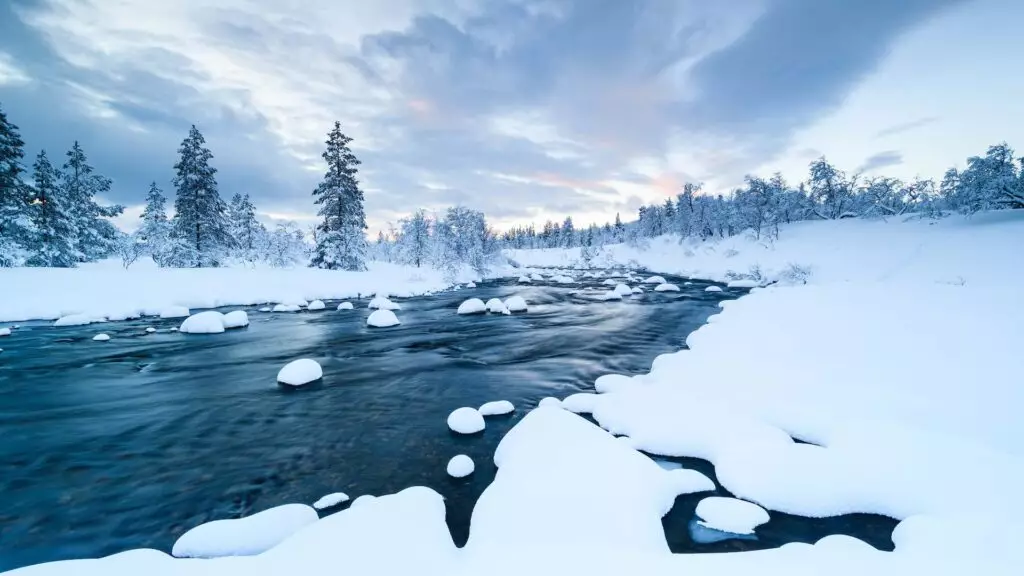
[
  {"x1": 61, "y1": 141, "x2": 124, "y2": 261},
  {"x1": 228, "y1": 193, "x2": 263, "y2": 262},
  {"x1": 27, "y1": 150, "x2": 76, "y2": 267},
  {"x1": 311, "y1": 121, "x2": 367, "y2": 270},
  {"x1": 0, "y1": 104, "x2": 31, "y2": 266},
  {"x1": 169, "y1": 125, "x2": 232, "y2": 267},
  {"x1": 138, "y1": 182, "x2": 171, "y2": 266}
]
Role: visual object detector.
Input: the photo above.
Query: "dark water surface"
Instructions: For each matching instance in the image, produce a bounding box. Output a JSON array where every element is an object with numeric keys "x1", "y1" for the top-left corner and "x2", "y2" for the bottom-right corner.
[{"x1": 0, "y1": 274, "x2": 892, "y2": 570}]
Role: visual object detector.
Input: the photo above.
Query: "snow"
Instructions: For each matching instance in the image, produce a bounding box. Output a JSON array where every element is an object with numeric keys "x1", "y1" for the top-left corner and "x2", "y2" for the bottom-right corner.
[
  {"x1": 367, "y1": 309, "x2": 401, "y2": 328},
  {"x1": 667, "y1": 469, "x2": 716, "y2": 494},
  {"x1": 644, "y1": 275, "x2": 667, "y2": 284},
  {"x1": 457, "y1": 298, "x2": 487, "y2": 315},
  {"x1": 222, "y1": 310, "x2": 249, "y2": 329},
  {"x1": 350, "y1": 495, "x2": 378, "y2": 508},
  {"x1": 599, "y1": 290, "x2": 623, "y2": 301},
  {"x1": 538, "y1": 397, "x2": 562, "y2": 408},
  {"x1": 694, "y1": 497, "x2": 770, "y2": 535},
  {"x1": 171, "y1": 503, "x2": 318, "y2": 558},
  {"x1": 704, "y1": 285, "x2": 723, "y2": 292},
  {"x1": 159, "y1": 306, "x2": 190, "y2": 319},
  {"x1": 613, "y1": 283, "x2": 632, "y2": 296},
  {"x1": 272, "y1": 304, "x2": 301, "y2": 313},
  {"x1": 727, "y1": 279, "x2": 759, "y2": 288},
  {"x1": 479, "y1": 400, "x2": 515, "y2": 416},
  {"x1": 53, "y1": 314, "x2": 105, "y2": 327},
  {"x1": 447, "y1": 407, "x2": 485, "y2": 434},
  {"x1": 91, "y1": 333, "x2": 109, "y2": 342},
  {"x1": 631, "y1": 286, "x2": 644, "y2": 294},
  {"x1": 336, "y1": 301, "x2": 354, "y2": 310},
  {"x1": 446, "y1": 455, "x2": 475, "y2": 478},
  {"x1": 368, "y1": 296, "x2": 401, "y2": 311},
  {"x1": 594, "y1": 373, "x2": 635, "y2": 394},
  {"x1": 529, "y1": 272, "x2": 544, "y2": 281},
  {"x1": 178, "y1": 311, "x2": 226, "y2": 334},
  {"x1": 465, "y1": 282, "x2": 477, "y2": 288},
  {"x1": 601, "y1": 278, "x2": 619, "y2": 286},
  {"x1": 258, "y1": 306, "x2": 271, "y2": 312},
  {"x1": 504, "y1": 295, "x2": 528, "y2": 312},
  {"x1": 552, "y1": 275, "x2": 574, "y2": 284},
  {"x1": 654, "y1": 283, "x2": 680, "y2": 292},
  {"x1": 517, "y1": 275, "x2": 531, "y2": 283},
  {"x1": 307, "y1": 300, "x2": 326, "y2": 311},
  {"x1": 485, "y1": 298, "x2": 510, "y2": 315},
  {"x1": 276, "y1": 359, "x2": 323, "y2": 386},
  {"x1": 0, "y1": 260, "x2": 455, "y2": 323},
  {"x1": 312, "y1": 492, "x2": 350, "y2": 510},
  {"x1": 144, "y1": 327, "x2": 156, "y2": 333},
  {"x1": 0, "y1": 328, "x2": 9, "y2": 337}
]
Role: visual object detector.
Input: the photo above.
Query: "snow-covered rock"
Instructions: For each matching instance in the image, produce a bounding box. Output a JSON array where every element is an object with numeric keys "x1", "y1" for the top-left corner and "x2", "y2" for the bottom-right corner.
[
  {"x1": 695, "y1": 497, "x2": 770, "y2": 535},
  {"x1": 171, "y1": 503, "x2": 318, "y2": 558},
  {"x1": 601, "y1": 278, "x2": 619, "y2": 286},
  {"x1": 479, "y1": 400, "x2": 515, "y2": 416},
  {"x1": 258, "y1": 306, "x2": 272, "y2": 312},
  {"x1": 222, "y1": 310, "x2": 249, "y2": 329},
  {"x1": 307, "y1": 300, "x2": 326, "y2": 311},
  {"x1": 53, "y1": 314, "x2": 105, "y2": 327},
  {"x1": 313, "y1": 492, "x2": 350, "y2": 510},
  {"x1": 277, "y1": 359, "x2": 323, "y2": 386},
  {"x1": 599, "y1": 290, "x2": 623, "y2": 301},
  {"x1": 465, "y1": 282, "x2": 477, "y2": 288},
  {"x1": 505, "y1": 295, "x2": 528, "y2": 312},
  {"x1": 613, "y1": 283, "x2": 632, "y2": 296},
  {"x1": 705, "y1": 285, "x2": 723, "y2": 293},
  {"x1": 643, "y1": 275, "x2": 667, "y2": 284},
  {"x1": 485, "y1": 298, "x2": 510, "y2": 315},
  {"x1": 517, "y1": 276, "x2": 531, "y2": 283},
  {"x1": 368, "y1": 296, "x2": 401, "y2": 311},
  {"x1": 552, "y1": 275, "x2": 574, "y2": 284},
  {"x1": 727, "y1": 279, "x2": 759, "y2": 288},
  {"x1": 159, "y1": 305, "x2": 190, "y2": 319},
  {"x1": 654, "y1": 283, "x2": 680, "y2": 292},
  {"x1": 337, "y1": 301, "x2": 354, "y2": 310},
  {"x1": 367, "y1": 309, "x2": 401, "y2": 328},
  {"x1": 272, "y1": 304, "x2": 302, "y2": 313},
  {"x1": 145, "y1": 327, "x2": 157, "y2": 333},
  {"x1": 538, "y1": 397, "x2": 562, "y2": 408},
  {"x1": 447, "y1": 455, "x2": 475, "y2": 478},
  {"x1": 562, "y1": 393, "x2": 598, "y2": 414},
  {"x1": 447, "y1": 407, "x2": 485, "y2": 434},
  {"x1": 179, "y1": 311, "x2": 226, "y2": 334},
  {"x1": 0, "y1": 327, "x2": 10, "y2": 337},
  {"x1": 529, "y1": 273, "x2": 544, "y2": 281},
  {"x1": 92, "y1": 333, "x2": 110, "y2": 342},
  {"x1": 631, "y1": 286, "x2": 644, "y2": 294},
  {"x1": 457, "y1": 298, "x2": 487, "y2": 315}
]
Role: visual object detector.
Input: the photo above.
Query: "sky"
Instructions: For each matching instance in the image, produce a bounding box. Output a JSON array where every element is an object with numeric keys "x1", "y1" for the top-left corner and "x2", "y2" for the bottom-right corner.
[{"x1": 2, "y1": 0, "x2": 1023, "y2": 235}]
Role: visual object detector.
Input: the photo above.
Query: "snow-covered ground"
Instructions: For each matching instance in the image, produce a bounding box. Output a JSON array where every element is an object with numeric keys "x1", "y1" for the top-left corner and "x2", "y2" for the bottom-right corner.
[
  {"x1": 0, "y1": 258, "x2": 480, "y2": 323},
  {"x1": 9, "y1": 212, "x2": 1024, "y2": 574}
]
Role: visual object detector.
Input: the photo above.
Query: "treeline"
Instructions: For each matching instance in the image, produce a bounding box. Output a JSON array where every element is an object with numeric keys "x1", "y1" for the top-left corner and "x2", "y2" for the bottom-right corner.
[{"x1": 370, "y1": 206, "x2": 500, "y2": 280}]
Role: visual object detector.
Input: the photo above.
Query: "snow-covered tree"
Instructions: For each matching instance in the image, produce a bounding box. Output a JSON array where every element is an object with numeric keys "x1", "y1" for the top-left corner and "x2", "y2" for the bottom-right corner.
[
  {"x1": 561, "y1": 216, "x2": 575, "y2": 247},
  {"x1": 311, "y1": 122, "x2": 367, "y2": 271},
  {"x1": 1, "y1": 106, "x2": 31, "y2": 267},
  {"x1": 396, "y1": 209, "x2": 430, "y2": 267},
  {"x1": 227, "y1": 193, "x2": 265, "y2": 264},
  {"x1": 26, "y1": 150, "x2": 75, "y2": 267},
  {"x1": 168, "y1": 126, "x2": 232, "y2": 267},
  {"x1": 808, "y1": 156, "x2": 857, "y2": 220},
  {"x1": 266, "y1": 221, "x2": 308, "y2": 267},
  {"x1": 613, "y1": 212, "x2": 624, "y2": 243},
  {"x1": 434, "y1": 206, "x2": 497, "y2": 279},
  {"x1": 138, "y1": 182, "x2": 171, "y2": 266},
  {"x1": 957, "y1": 143, "x2": 1023, "y2": 213},
  {"x1": 61, "y1": 141, "x2": 124, "y2": 262}
]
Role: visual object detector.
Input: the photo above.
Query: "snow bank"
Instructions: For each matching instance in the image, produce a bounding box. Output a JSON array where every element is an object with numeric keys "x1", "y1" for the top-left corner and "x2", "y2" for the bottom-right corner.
[
  {"x1": 538, "y1": 397, "x2": 562, "y2": 408},
  {"x1": 367, "y1": 309, "x2": 400, "y2": 328},
  {"x1": 0, "y1": 261, "x2": 454, "y2": 323},
  {"x1": 92, "y1": 333, "x2": 110, "y2": 342},
  {"x1": 447, "y1": 455, "x2": 475, "y2": 478},
  {"x1": 367, "y1": 296, "x2": 401, "y2": 311},
  {"x1": 654, "y1": 283, "x2": 680, "y2": 292},
  {"x1": 272, "y1": 304, "x2": 301, "y2": 313},
  {"x1": 505, "y1": 295, "x2": 528, "y2": 312},
  {"x1": 644, "y1": 275, "x2": 667, "y2": 284},
  {"x1": 307, "y1": 300, "x2": 326, "y2": 311},
  {"x1": 222, "y1": 310, "x2": 249, "y2": 329},
  {"x1": 727, "y1": 279, "x2": 759, "y2": 288},
  {"x1": 479, "y1": 400, "x2": 515, "y2": 416},
  {"x1": 178, "y1": 311, "x2": 225, "y2": 334},
  {"x1": 53, "y1": 314, "x2": 105, "y2": 327},
  {"x1": 159, "y1": 306, "x2": 189, "y2": 319},
  {"x1": 695, "y1": 497, "x2": 770, "y2": 535},
  {"x1": 447, "y1": 407, "x2": 485, "y2": 434},
  {"x1": 336, "y1": 301, "x2": 354, "y2": 310},
  {"x1": 457, "y1": 298, "x2": 486, "y2": 315},
  {"x1": 704, "y1": 285, "x2": 722, "y2": 293},
  {"x1": 485, "y1": 298, "x2": 510, "y2": 315},
  {"x1": 276, "y1": 359, "x2": 323, "y2": 386},
  {"x1": 171, "y1": 503, "x2": 318, "y2": 558},
  {"x1": 312, "y1": 492, "x2": 350, "y2": 510}
]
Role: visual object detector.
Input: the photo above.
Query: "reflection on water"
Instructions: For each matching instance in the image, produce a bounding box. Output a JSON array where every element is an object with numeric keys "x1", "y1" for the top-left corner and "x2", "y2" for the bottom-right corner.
[{"x1": 0, "y1": 274, "x2": 735, "y2": 570}]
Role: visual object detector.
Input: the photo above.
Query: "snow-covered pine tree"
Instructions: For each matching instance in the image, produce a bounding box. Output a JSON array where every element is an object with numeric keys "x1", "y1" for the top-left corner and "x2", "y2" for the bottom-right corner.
[
  {"x1": 61, "y1": 141, "x2": 124, "y2": 261},
  {"x1": 169, "y1": 126, "x2": 232, "y2": 267},
  {"x1": 613, "y1": 212, "x2": 624, "y2": 243},
  {"x1": 311, "y1": 122, "x2": 367, "y2": 271},
  {"x1": 27, "y1": 150, "x2": 76, "y2": 267},
  {"x1": 561, "y1": 216, "x2": 575, "y2": 248},
  {"x1": 138, "y1": 182, "x2": 171, "y2": 266},
  {"x1": 0, "y1": 104, "x2": 31, "y2": 267},
  {"x1": 227, "y1": 193, "x2": 264, "y2": 264}
]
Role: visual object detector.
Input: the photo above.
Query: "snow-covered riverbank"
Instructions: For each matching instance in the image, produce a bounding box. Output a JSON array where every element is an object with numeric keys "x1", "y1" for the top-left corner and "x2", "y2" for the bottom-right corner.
[
  {"x1": 0, "y1": 259, "x2": 481, "y2": 323},
  {"x1": 10, "y1": 212, "x2": 1024, "y2": 575}
]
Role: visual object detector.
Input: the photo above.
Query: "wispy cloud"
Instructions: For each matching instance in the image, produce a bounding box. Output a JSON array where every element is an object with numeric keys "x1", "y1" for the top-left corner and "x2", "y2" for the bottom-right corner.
[
  {"x1": 875, "y1": 116, "x2": 939, "y2": 138},
  {"x1": 857, "y1": 150, "x2": 904, "y2": 173}
]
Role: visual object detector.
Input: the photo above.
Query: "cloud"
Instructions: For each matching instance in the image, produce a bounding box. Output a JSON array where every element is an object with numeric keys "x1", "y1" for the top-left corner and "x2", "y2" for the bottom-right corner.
[
  {"x1": 857, "y1": 150, "x2": 904, "y2": 173},
  {"x1": 0, "y1": 52, "x2": 32, "y2": 85},
  {"x1": 875, "y1": 116, "x2": 939, "y2": 138}
]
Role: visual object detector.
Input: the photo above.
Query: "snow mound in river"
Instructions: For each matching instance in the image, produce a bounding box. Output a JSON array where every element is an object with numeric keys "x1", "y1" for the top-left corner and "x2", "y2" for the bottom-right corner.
[
  {"x1": 457, "y1": 298, "x2": 487, "y2": 315},
  {"x1": 277, "y1": 359, "x2": 323, "y2": 386},
  {"x1": 447, "y1": 407, "x2": 485, "y2": 434}
]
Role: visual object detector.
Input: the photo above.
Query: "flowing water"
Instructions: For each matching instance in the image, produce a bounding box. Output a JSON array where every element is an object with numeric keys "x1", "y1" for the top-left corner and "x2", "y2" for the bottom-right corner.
[{"x1": 0, "y1": 274, "x2": 895, "y2": 570}]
